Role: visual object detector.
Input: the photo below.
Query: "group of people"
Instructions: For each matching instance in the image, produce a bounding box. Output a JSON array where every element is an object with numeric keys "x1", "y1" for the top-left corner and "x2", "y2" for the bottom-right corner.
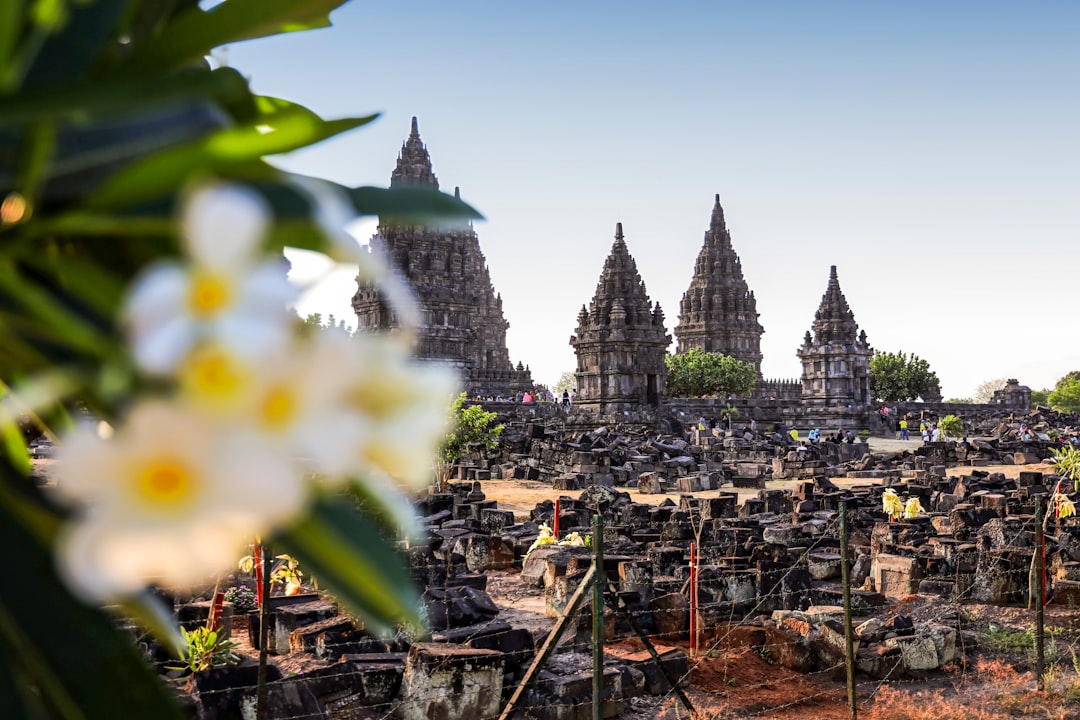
[
  {"x1": 473, "y1": 388, "x2": 576, "y2": 406},
  {"x1": 895, "y1": 416, "x2": 942, "y2": 443}
]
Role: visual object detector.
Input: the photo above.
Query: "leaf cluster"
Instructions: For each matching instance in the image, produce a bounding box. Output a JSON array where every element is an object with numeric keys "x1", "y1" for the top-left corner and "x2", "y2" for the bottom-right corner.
[
  {"x1": 0, "y1": 1, "x2": 479, "y2": 715},
  {"x1": 441, "y1": 392, "x2": 504, "y2": 464},
  {"x1": 869, "y1": 350, "x2": 938, "y2": 402},
  {"x1": 169, "y1": 626, "x2": 238, "y2": 674},
  {"x1": 1049, "y1": 372, "x2": 1080, "y2": 414},
  {"x1": 938, "y1": 414, "x2": 963, "y2": 440},
  {"x1": 664, "y1": 349, "x2": 757, "y2": 399}
]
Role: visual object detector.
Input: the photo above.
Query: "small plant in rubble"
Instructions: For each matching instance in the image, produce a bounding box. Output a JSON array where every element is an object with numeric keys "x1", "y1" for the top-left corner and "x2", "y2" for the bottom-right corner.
[
  {"x1": 169, "y1": 627, "x2": 238, "y2": 674},
  {"x1": 223, "y1": 585, "x2": 258, "y2": 614}
]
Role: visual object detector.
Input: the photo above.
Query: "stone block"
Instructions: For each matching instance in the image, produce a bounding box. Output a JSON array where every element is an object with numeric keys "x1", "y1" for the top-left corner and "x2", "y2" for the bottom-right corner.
[
  {"x1": 400, "y1": 643, "x2": 504, "y2": 720},
  {"x1": 872, "y1": 554, "x2": 922, "y2": 599},
  {"x1": 885, "y1": 634, "x2": 940, "y2": 671},
  {"x1": 650, "y1": 592, "x2": 689, "y2": 640},
  {"x1": 807, "y1": 551, "x2": 842, "y2": 580},
  {"x1": 637, "y1": 472, "x2": 662, "y2": 494}
]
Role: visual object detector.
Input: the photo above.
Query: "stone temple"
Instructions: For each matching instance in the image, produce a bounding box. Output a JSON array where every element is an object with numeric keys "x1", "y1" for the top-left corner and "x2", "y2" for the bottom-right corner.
[
  {"x1": 674, "y1": 195, "x2": 764, "y2": 374},
  {"x1": 351, "y1": 118, "x2": 531, "y2": 397},
  {"x1": 570, "y1": 223, "x2": 670, "y2": 414},
  {"x1": 355, "y1": 125, "x2": 1030, "y2": 426}
]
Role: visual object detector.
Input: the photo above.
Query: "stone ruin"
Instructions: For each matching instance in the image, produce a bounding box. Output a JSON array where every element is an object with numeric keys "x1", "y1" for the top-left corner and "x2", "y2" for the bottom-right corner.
[
  {"x1": 351, "y1": 117, "x2": 532, "y2": 399},
  {"x1": 157, "y1": 403, "x2": 1080, "y2": 719},
  {"x1": 353, "y1": 119, "x2": 1032, "y2": 429}
]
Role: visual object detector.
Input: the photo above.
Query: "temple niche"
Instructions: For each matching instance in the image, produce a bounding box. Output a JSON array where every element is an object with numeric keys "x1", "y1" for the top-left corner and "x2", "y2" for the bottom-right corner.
[
  {"x1": 674, "y1": 195, "x2": 764, "y2": 374},
  {"x1": 570, "y1": 223, "x2": 671, "y2": 415},
  {"x1": 797, "y1": 265, "x2": 873, "y2": 409},
  {"x1": 351, "y1": 118, "x2": 531, "y2": 397}
]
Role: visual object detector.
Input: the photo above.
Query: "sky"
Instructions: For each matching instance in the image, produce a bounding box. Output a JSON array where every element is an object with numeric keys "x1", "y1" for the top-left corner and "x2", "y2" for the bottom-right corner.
[{"x1": 228, "y1": 1, "x2": 1080, "y2": 398}]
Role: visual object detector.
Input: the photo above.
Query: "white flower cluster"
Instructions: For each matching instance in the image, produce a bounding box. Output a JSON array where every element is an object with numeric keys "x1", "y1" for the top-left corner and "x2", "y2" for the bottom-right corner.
[{"x1": 54, "y1": 182, "x2": 459, "y2": 603}]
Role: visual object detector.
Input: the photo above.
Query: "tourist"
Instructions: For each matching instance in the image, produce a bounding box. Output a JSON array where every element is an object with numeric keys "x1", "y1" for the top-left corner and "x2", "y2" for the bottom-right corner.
[
  {"x1": 899, "y1": 418, "x2": 909, "y2": 441},
  {"x1": 931, "y1": 424, "x2": 941, "y2": 442},
  {"x1": 750, "y1": 418, "x2": 758, "y2": 435},
  {"x1": 561, "y1": 390, "x2": 570, "y2": 407},
  {"x1": 808, "y1": 427, "x2": 820, "y2": 444},
  {"x1": 569, "y1": 389, "x2": 576, "y2": 405},
  {"x1": 922, "y1": 425, "x2": 930, "y2": 443},
  {"x1": 789, "y1": 428, "x2": 799, "y2": 443}
]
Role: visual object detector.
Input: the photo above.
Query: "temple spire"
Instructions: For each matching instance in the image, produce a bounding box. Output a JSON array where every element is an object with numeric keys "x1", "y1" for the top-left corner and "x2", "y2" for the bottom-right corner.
[
  {"x1": 710, "y1": 193, "x2": 727, "y2": 235},
  {"x1": 391, "y1": 116, "x2": 438, "y2": 188},
  {"x1": 674, "y1": 195, "x2": 763, "y2": 373}
]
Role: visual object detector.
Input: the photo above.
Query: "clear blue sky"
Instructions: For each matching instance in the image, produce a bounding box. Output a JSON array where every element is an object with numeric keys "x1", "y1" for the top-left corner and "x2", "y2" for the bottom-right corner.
[{"x1": 229, "y1": 1, "x2": 1080, "y2": 398}]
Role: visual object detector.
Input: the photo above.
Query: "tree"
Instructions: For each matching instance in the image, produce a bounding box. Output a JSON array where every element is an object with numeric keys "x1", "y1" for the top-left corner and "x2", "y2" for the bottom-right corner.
[
  {"x1": 869, "y1": 351, "x2": 939, "y2": 402},
  {"x1": 1030, "y1": 389, "x2": 1051, "y2": 407},
  {"x1": 664, "y1": 349, "x2": 757, "y2": 398},
  {"x1": 1049, "y1": 372, "x2": 1080, "y2": 414},
  {"x1": 554, "y1": 371, "x2": 577, "y2": 395},
  {"x1": 973, "y1": 377, "x2": 1007, "y2": 404},
  {"x1": 438, "y1": 393, "x2": 504, "y2": 485}
]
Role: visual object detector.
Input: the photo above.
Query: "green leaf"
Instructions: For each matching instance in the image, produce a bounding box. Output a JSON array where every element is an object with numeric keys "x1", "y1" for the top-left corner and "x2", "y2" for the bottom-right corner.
[
  {"x1": 22, "y1": 0, "x2": 128, "y2": 90},
  {"x1": 0, "y1": 262, "x2": 111, "y2": 359},
  {"x1": 115, "y1": 590, "x2": 185, "y2": 661},
  {"x1": 86, "y1": 110, "x2": 376, "y2": 209},
  {"x1": 120, "y1": 0, "x2": 349, "y2": 75},
  {"x1": 348, "y1": 185, "x2": 483, "y2": 222},
  {"x1": 0, "y1": 2, "x2": 24, "y2": 81},
  {"x1": 276, "y1": 493, "x2": 422, "y2": 635},
  {"x1": 0, "y1": 66, "x2": 250, "y2": 128},
  {"x1": 0, "y1": 473, "x2": 186, "y2": 720},
  {"x1": 0, "y1": 403, "x2": 29, "y2": 477}
]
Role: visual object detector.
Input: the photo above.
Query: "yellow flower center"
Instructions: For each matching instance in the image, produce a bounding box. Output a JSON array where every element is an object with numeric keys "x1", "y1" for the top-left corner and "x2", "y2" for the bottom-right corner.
[
  {"x1": 347, "y1": 382, "x2": 406, "y2": 419},
  {"x1": 260, "y1": 385, "x2": 296, "y2": 431},
  {"x1": 135, "y1": 458, "x2": 196, "y2": 507},
  {"x1": 188, "y1": 271, "x2": 232, "y2": 318},
  {"x1": 182, "y1": 346, "x2": 247, "y2": 402}
]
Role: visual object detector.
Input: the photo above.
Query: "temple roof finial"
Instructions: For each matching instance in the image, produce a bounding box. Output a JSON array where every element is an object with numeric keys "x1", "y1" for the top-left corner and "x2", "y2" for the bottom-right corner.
[
  {"x1": 615, "y1": 222, "x2": 623, "y2": 241},
  {"x1": 391, "y1": 116, "x2": 438, "y2": 189}
]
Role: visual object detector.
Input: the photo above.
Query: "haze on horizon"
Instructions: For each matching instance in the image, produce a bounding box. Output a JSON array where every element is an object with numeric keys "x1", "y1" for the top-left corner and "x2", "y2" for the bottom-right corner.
[{"x1": 232, "y1": 1, "x2": 1080, "y2": 399}]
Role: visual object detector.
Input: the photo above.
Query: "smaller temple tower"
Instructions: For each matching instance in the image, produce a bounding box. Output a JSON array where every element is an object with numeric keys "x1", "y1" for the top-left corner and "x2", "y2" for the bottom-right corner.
[
  {"x1": 570, "y1": 223, "x2": 671, "y2": 414},
  {"x1": 797, "y1": 266, "x2": 873, "y2": 412},
  {"x1": 674, "y1": 195, "x2": 764, "y2": 373}
]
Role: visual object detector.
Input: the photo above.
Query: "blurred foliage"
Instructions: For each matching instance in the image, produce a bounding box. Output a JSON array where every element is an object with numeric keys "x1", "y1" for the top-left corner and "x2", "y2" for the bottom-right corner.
[{"x1": 0, "y1": 0, "x2": 479, "y2": 715}]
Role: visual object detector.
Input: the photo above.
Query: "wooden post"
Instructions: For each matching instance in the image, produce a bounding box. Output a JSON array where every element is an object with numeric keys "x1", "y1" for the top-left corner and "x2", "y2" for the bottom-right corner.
[
  {"x1": 256, "y1": 542, "x2": 272, "y2": 720},
  {"x1": 592, "y1": 514, "x2": 604, "y2": 720},
  {"x1": 1035, "y1": 495, "x2": 1045, "y2": 690},
  {"x1": 689, "y1": 542, "x2": 698, "y2": 658},
  {"x1": 840, "y1": 502, "x2": 857, "y2": 720},
  {"x1": 497, "y1": 565, "x2": 596, "y2": 720},
  {"x1": 554, "y1": 497, "x2": 561, "y2": 539}
]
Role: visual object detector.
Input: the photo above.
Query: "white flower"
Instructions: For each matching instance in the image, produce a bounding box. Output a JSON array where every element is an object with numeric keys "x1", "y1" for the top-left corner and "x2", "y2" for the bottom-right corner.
[
  {"x1": 288, "y1": 176, "x2": 420, "y2": 332},
  {"x1": 123, "y1": 183, "x2": 296, "y2": 374},
  {"x1": 53, "y1": 402, "x2": 305, "y2": 601},
  {"x1": 174, "y1": 334, "x2": 360, "y2": 478},
  {"x1": 336, "y1": 334, "x2": 460, "y2": 490}
]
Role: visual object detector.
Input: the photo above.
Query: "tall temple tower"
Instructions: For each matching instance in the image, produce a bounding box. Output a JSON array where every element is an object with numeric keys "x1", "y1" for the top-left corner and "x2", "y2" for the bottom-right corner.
[
  {"x1": 570, "y1": 223, "x2": 671, "y2": 414},
  {"x1": 674, "y1": 195, "x2": 764, "y2": 373},
  {"x1": 796, "y1": 266, "x2": 873, "y2": 408},
  {"x1": 352, "y1": 118, "x2": 530, "y2": 396}
]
